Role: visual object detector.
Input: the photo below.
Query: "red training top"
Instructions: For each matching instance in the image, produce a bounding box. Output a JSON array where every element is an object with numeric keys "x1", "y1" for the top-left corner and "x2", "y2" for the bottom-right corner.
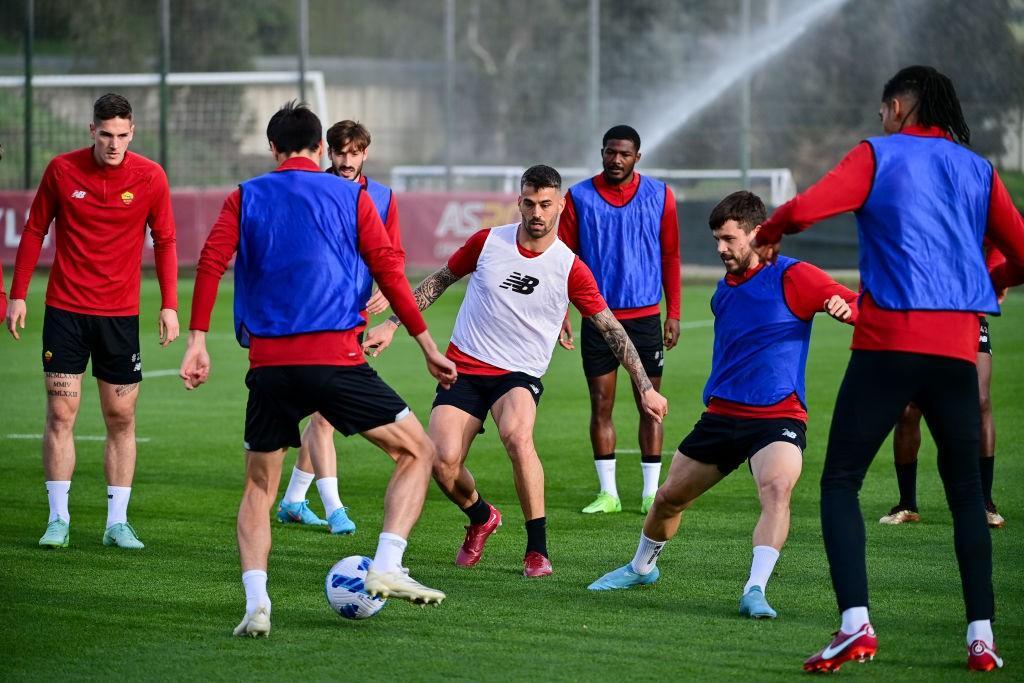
[
  {"x1": 12, "y1": 147, "x2": 178, "y2": 315},
  {"x1": 445, "y1": 227, "x2": 608, "y2": 376},
  {"x1": 0, "y1": 264, "x2": 7, "y2": 320},
  {"x1": 707, "y1": 260, "x2": 858, "y2": 422},
  {"x1": 189, "y1": 157, "x2": 424, "y2": 368},
  {"x1": 758, "y1": 125, "x2": 1024, "y2": 363},
  {"x1": 558, "y1": 172, "x2": 682, "y2": 321}
]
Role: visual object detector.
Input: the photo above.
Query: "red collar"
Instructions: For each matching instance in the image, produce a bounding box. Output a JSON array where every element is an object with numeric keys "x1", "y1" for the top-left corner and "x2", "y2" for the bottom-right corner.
[
  {"x1": 275, "y1": 157, "x2": 321, "y2": 172},
  {"x1": 896, "y1": 124, "x2": 953, "y2": 141},
  {"x1": 593, "y1": 170, "x2": 641, "y2": 193},
  {"x1": 724, "y1": 261, "x2": 766, "y2": 286}
]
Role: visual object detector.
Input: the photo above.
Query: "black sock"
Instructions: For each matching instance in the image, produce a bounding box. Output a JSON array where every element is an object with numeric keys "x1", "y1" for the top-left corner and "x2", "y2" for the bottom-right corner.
[
  {"x1": 641, "y1": 454, "x2": 662, "y2": 464},
  {"x1": 895, "y1": 461, "x2": 918, "y2": 511},
  {"x1": 462, "y1": 496, "x2": 491, "y2": 526},
  {"x1": 980, "y1": 456, "x2": 995, "y2": 504},
  {"x1": 594, "y1": 453, "x2": 615, "y2": 461},
  {"x1": 525, "y1": 517, "x2": 548, "y2": 557}
]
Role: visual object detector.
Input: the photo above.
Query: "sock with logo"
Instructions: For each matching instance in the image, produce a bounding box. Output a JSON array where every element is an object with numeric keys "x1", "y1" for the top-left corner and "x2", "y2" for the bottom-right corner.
[
  {"x1": 967, "y1": 619, "x2": 994, "y2": 647},
  {"x1": 282, "y1": 466, "x2": 315, "y2": 505},
  {"x1": 371, "y1": 532, "x2": 408, "y2": 573},
  {"x1": 46, "y1": 480, "x2": 71, "y2": 524},
  {"x1": 743, "y1": 545, "x2": 780, "y2": 594},
  {"x1": 106, "y1": 486, "x2": 131, "y2": 527},
  {"x1": 840, "y1": 606, "x2": 870, "y2": 634},
  {"x1": 461, "y1": 496, "x2": 491, "y2": 526},
  {"x1": 594, "y1": 454, "x2": 617, "y2": 497},
  {"x1": 640, "y1": 455, "x2": 662, "y2": 497},
  {"x1": 316, "y1": 477, "x2": 343, "y2": 518},
  {"x1": 630, "y1": 532, "x2": 666, "y2": 575},
  {"x1": 242, "y1": 569, "x2": 271, "y2": 614},
  {"x1": 525, "y1": 517, "x2": 548, "y2": 557}
]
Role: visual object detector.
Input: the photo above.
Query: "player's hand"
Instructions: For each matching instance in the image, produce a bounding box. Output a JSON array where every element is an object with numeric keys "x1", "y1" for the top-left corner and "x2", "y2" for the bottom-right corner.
[
  {"x1": 640, "y1": 387, "x2": 669, "y2": 424},
  {"x1": 158, "y1": 308, "x2": 180, "y2": 347},
  {"x1": 663, "y1": 318, "x2": 680, "y2": 350},
  {"x1": 425, "y1": 349, "x2": 458, "y2": 389},
  {"x1": 362, "y1": 320, "x2": 399, "y2": 358},
  {"x1": 751, "y1": 236, "x2": 780, "y2": 264},
  {"x1": 6, "y1": 298, "x2": 26, "y2": 341},
  {"x1": 824, "y1": 294, "x2": 852, "y2": 322},
  {"x1": 558, "y1": 316, "x2": 575, "y2": 350},
  {"x1": 366, "y1": 289, "x2": 390, "y2": 315},
  {"x1": 179, "y1": 331, "x2": 210, "y2": 390}
]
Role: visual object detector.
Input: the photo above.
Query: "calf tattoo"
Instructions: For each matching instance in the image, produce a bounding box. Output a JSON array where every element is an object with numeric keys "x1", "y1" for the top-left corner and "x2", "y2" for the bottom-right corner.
[{"x1": 589, "y1": 308, "x2": 654, "y2": 393}]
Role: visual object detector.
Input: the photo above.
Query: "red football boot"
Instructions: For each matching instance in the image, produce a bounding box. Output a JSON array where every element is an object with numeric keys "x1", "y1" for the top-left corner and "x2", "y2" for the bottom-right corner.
[
  {"x1": 455, "y1": 503, "x2": 501, "y2": 567},
  {"x1": 523, "y1": 551, "x2": 552, "y2": 578},
  {"x1": 803, "y1": 623, "x2": 877, "y2": 673},
  {"x1": 967, "y1": 640, "x2": 1004, "y2": 671}
]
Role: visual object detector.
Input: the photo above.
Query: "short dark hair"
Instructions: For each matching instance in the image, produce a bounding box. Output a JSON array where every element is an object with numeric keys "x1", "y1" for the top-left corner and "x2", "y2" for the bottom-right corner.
[
  {"x1": 520, "y1": 164, "x2": 562, "y2": 191},
  {"x1": 709, "y1": 191, "x2": 766, "y2": 232},
  {"x1": 93, "y1": 93, "x2": 132, "y2": 122},
  {"x1": 266, "y1": 101, "x2": 322, "y2": 155},
  {"x1": 602, "y1": 124, "x2": 641, "y2": 152},
  {"x1": 326, "y1": 120, "x2": 371, "y2": 153}
]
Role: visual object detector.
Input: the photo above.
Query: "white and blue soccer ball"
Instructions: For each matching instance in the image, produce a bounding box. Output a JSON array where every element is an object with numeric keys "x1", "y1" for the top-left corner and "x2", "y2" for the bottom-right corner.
[{"x1": 325, "y1": 555, "x2": 387, "y2": 620}]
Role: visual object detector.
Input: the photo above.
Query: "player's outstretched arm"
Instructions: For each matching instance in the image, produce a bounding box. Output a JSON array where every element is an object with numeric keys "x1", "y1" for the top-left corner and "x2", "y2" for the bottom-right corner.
[
  {"x1": 5, "y1": 298, "x2": 26, "y2": 340},
  {"x1": 179, "y1": 330, "x2": 211, "y2": 390},
  {"x1": 363, "y1": 266, "x2": 463, "y2": 357},
  {"x1": 587, "y1": 308, "x2": 669, "y2": 423}
]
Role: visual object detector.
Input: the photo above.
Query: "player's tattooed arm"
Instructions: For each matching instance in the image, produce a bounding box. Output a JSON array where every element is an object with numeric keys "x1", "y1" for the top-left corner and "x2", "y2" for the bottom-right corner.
[
  {"x1": 588, "y1": 308, "x2": 653, "y2": 393},
  {"x1": 387, "y1": 266, "x2": 462, "y2": 327}
]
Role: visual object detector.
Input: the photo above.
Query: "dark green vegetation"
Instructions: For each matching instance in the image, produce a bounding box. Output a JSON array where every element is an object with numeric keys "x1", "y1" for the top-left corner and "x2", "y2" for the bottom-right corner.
[{"x1": 1, "y1": 275, "x2": 1021, "y2": 680}]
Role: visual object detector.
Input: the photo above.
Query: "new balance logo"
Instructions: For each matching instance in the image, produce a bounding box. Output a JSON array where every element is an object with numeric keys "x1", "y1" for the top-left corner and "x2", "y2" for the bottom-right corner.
[
  {"x1": 529, "y1": 384, "x2": 540, "y2": 395},
  {"x1": 70, "y1": 190, "x2": 87, "y2": 199},
  {"x1": 781, "y1": 429, "x2": 798, "y2": 439},
  {"x1": 499, "y1": 272, "x2": 540, "y2": 295}
]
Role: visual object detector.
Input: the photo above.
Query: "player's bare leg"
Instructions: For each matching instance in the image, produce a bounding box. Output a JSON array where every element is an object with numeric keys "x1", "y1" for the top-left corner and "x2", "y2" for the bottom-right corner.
[
  {"x1": 97, "y1": 380, "x2": 144, "y2": 548},
  {"x1": 429, "y1": 405, "x2": 484, "y2": 509},
  {"x1": 741, "y1": 441, "x2": 802, "y2": 618},
  {"x1": 38, "y1": 372, "x2": 82, "y2": 548},
  {"x1": 590, "y1": 451, "x2": 722, "y2": 590},
  {"x1": 883, "y1": 403, "x2": 922, "y2": 524},
  {"x1": 630, "y1": 375, "x2": 664, "y2": 512},
  {"x1": 583, "y1": 371, "x2": 622, "y2": 512},
  {"x1": 235, "y1": 448, "x2": 286, "y2": 636},
  {"x1": 360, "y1": 412, "x2": 445, "y2": 604},
  {"x1": 280, "y1": 413, "x2": 349, "y2": 532},
  {"x1": 977, "y1": 351, "x2": 1002, "y2": 526}
]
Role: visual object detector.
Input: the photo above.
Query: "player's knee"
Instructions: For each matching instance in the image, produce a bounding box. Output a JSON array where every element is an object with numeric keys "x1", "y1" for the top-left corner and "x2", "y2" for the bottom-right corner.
[
  {"x1": 654, "y1": 487, "x2": 689, "y2": 514},
  {"x1": 499, "y1": 429, "x2": 534, "y2": 459},
  {"x1": 46, "y1": 404, "x2": 77, "y2": 431},
  {"x1": 759, "y1": 476, "x2": 795, "y2": 508},
  {"x1": 101, "y1": 405, "x2": 135, "y2": 433},
  {"x1": 979, "y1": 393, "x2": 992, "y2": 417},
  {"x1": 432, "y1": 456, "x2": 459, "y2": 486},
  {"x1": 309, "y1": 412, "x2": 333, "y2": 434}
]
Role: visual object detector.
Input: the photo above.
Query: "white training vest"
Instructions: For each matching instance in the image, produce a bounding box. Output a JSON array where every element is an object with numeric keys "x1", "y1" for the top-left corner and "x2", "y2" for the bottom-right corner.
[{"x1": 451, "y1": 223, "x2": 575, "y2": 378}]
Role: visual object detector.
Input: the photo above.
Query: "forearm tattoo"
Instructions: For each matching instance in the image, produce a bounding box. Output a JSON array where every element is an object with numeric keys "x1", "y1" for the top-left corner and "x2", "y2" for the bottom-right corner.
[
  {"x1": 388, "y1": 266, "x2": 461, "y2": 326},
  {"x1": 590, "y1": 308, "x2": 653, "y2": 393}
]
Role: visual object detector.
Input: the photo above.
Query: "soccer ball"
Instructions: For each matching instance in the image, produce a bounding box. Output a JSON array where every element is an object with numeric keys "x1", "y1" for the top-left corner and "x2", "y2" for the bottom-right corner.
[{"x1": 325, "y1": 555, "x2": 387, "y2": 620}]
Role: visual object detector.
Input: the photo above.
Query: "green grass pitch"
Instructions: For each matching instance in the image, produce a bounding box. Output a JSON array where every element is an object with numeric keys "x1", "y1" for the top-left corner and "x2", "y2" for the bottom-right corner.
[{"x1": 1, "y1": 274, "x2": 1021, "y2": 681}]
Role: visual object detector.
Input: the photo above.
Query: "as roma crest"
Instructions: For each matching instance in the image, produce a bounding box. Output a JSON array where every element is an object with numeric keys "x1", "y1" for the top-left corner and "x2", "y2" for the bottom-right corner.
[{"x1": 121, "y1": 191, "x2": 135, "y2": 206}]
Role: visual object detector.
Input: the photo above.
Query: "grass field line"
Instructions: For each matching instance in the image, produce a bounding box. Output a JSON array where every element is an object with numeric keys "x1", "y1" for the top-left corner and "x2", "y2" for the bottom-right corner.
[
  {"x1": 5, "y1": 433, "x2": 152, "y2": 443},
  {"x1": 679, "y1": 319, "x2": 713, "y2": 329}
]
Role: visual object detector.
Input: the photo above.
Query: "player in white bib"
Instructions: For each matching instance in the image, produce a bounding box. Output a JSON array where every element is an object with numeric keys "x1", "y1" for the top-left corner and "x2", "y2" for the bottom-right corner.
[{"x1": 364, "y1": 165, "x2": 669, "y2": 578}]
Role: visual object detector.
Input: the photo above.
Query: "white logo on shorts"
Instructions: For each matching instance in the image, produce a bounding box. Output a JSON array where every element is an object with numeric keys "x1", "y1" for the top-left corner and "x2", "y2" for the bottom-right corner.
[
  {"x1": 782, "y1": 429, "x2": 798, "y2": 439},
  {"x1": 529, "y1": 384, "x2": 540, "y2": 395}
]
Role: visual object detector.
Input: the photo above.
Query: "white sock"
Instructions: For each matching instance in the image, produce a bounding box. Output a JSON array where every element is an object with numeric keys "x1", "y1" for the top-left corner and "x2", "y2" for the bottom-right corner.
[
  {"x1": 630, "y1": 532, "x2": 666, "y2": 575},
  {"x1": 283, "y1": 467, "x2": 315, "y2": 504},
  {"x1": 967, "y1": 619, "x2": 994, "y2": 646},
  {"x1": 641, "y1": 461, "x2": 662, "y2": 497},
  {"x1": 46, "y1": 480, "x2": 71, "y2": 523},
  {"x1": 242, "y1": 569, "x2": 270, "y2": 614},
  {"x1": 743, "y1": 545, "x2": 780, "y2": 594},
  {"x1": 106, "y1": 486, "x2": 131, "y2": 527},
  {"x1": 316, "y1": 477, "x2": 343, "y2": 518},
  {"x1": 595, "y1": 458, "x2": 618, "y2": 498},
  {"x1": 841, "y1": 606, "x2": 870, "y2": 634},
  {"x1": 371, "y1": 532, "x2": 408, "y2": 573}
]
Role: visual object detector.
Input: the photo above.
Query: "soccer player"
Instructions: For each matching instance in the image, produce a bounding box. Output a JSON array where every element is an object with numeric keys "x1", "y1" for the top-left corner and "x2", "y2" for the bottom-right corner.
[
  {"x1": 882, "y1": 247, "x2": 1008, "y2": 529},
  {"x1": 754, "y1": 66, "x2": 1024, "y2": 673},
  {"x1": 179, "y1": 102, "x2": 455, "y2": 637},
  {"x1": 558, "y1": 124, "x2": 681, "y2": 515},
  {"x1": 275, "y1": 120, "x2": 404, "y2": 535},
  {"x1": 6, "y1": 93, "x2": 179, "y2": 551},
  {"x1": 363, "y1": 165, "x2": 669, "y2": 578},
  {"x1": 589, "y1": 191, "x2": 856, "y2": 622}
]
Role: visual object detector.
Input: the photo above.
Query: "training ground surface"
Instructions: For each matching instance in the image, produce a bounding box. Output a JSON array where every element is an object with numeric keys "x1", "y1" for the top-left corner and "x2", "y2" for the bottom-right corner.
[{"x1": 1, "y1": 275, "x2": 1021, "y2": 681}]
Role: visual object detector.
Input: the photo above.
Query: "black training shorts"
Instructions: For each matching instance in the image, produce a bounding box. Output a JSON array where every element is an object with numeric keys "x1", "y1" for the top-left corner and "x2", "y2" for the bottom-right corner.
[
  {"x1": 581, "y1": 313, "x2": 664, "y2": 379},
  {"x1": 432, "y1": 372, "x2": 544, "y2": 422},
  {"x1": 244, "y1": 364, "x2": 409, "y2": 452},
  {"x1": 978, "y1": 317, "x2": 991, "y2": 355},
  {"x1": 678, "y1": 412, "x2": 807, "y2": 474},
  {"x1": 41, "y1": 305, "x2": 142, "y2": 384}
]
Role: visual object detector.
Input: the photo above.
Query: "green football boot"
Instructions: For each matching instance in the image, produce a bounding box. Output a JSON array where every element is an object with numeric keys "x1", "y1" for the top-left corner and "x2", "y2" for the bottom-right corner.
[
  {"x1": 581, "y1": 491, "x2": 621, "y2": 514},
  {"x1": 39, "y1": 519, "x2": 70, "y2": 549},
  {"x1": 102, "y1": 522, "x2": 145, "y2": 549},
  {"x1": 641, "y1": 494, "x2": 656, "y2": 514}
]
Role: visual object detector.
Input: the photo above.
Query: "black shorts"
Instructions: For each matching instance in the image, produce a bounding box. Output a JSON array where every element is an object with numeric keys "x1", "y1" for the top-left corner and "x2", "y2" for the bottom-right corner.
[
  {"x1": 244, "y1": 364, "x2": 409, "y2": 452},
  {"x1": 678, "y1": 413, "x2": 807, "y2": 474},
  {"x1": 41, "y1": 305, "x2": 142, "y2": 384},
  {"x1": 432, "y1": 372, "x2": 543, "y2": 422},
  {"x1": 581, "y1": 313, "x2": 664, "y2": 379},
  {"x1": 978, "y1": 317, "x2": 991, "y2": 355}
]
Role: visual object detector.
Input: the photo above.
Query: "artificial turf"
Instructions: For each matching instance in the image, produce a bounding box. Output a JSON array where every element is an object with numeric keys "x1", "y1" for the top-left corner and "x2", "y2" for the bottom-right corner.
[{"x1": 1, "y1": 274, "x2": 1021, "y2": 681}]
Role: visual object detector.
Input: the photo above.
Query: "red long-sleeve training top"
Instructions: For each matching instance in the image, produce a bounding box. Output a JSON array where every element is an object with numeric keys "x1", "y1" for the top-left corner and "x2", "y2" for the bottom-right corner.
[
  {"x1": 558, "y1": 172, "x2": 682, "y2": 321},
  {"x1": 758, "y1": 125, "x2": 1024, "y2": 363},
  {"x1": 708, "y1": 260, "x2": 858, "y2": 422},
  {"x1": 0, "y1": 264, "x2": 7, "y2": 320},
  {"x1": 189, "y1": 157, "x2": 425, "y2": 368},
  {"x1": 12, "y1": 147, "x2": 178, "y2": 315}
]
